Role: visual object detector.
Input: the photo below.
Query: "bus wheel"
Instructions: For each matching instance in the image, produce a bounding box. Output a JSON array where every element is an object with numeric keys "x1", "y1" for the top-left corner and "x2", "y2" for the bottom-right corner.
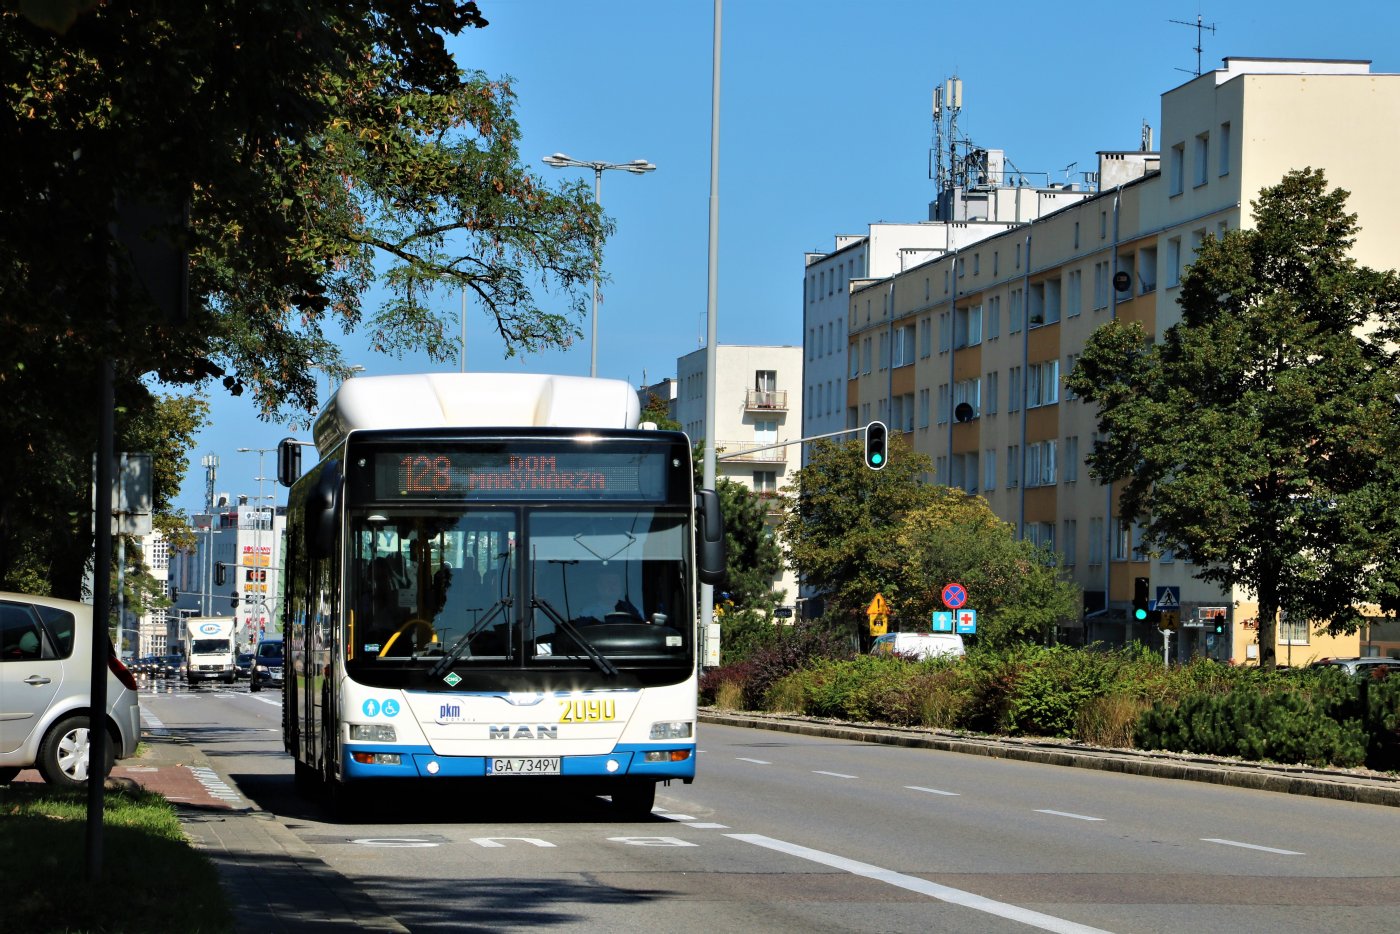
[
  {"x1": 293, "y1": 759, "x2": 318, "y2": 797},
  {"x1": 611, "y1": 781, "x2": 656, "y2": 819}
]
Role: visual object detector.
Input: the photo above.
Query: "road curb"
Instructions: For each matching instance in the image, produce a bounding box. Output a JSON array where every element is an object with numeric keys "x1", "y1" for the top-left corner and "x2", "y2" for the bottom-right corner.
[{"x1": 700, "y1": 709, "x2": 1400, "y2": 808}]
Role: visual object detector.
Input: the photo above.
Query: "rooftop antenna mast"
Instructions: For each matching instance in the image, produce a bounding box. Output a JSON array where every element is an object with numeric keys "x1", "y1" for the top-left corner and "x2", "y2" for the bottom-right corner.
[
  {"x1": 1170, "y1": 13, "x2": 1216, "y2": 77},
  {"x1": 930, "y1": 76, "x2": 963, "y2": 194}
]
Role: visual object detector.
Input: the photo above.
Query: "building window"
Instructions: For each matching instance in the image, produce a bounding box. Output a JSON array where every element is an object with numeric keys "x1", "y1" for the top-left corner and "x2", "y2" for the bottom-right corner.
[
  {"x1": 1062, "y1": 519, "x2": 1077, "y2": 567},
  {"x1": 986, "y1": 296, "x2": 1001, "y2": 339},
  {"x1": 754, "y1": 419, "x2": 778, "y2": 445},
  {"x1": 1025, "y1": 439, "x2": 1056, "y2": 487},
  {"x1": 1166, "y1": 237, "x2": 1182, "y2": 288},
  {"x1": 1073, "y1": 222, "x2": 1080, "y2": 250},
  {"x1": 919, "y1": 316, "x2": 932, "y2": 359},
  {"x1": 1139, "y1": 246, "x2": 1157, "y2": 293},
  {"x1": 1026, "y1": 360, "x2": 1059, "y2": 408},
  {"x1": 1169, "y1": 142, "x2": 1185, "y2": 196},
  {"x1": 1088, "y1": 517, "x2": 1104, "y2": 566},
  {"x1": 1063, "y1": 355, "x2": 1079, "y2": 402},
  {"x1": 936, "y1": 383, "x2": 949, "y2": 426},
  {"x1": 1008, "y1": 367, "x2": 1021, "y2": 414},
  {"x1": 1100, "y1": 211, "x2": 1107, "y2": 240},
  {"x1": 1219, "y1": 122, "x2": 1231, "y2": 176},
  {"x1": 1009, "y1": 288, "x2": 1023, "y2": 333},
  {"x1": 938, "y1": 312, "x2": 951, "y2": 353},
  {"x1": 893, "y1": 323, "x2": 916, "y2": 367},
  {"x1": 983, "y1": 448, "x2": 997, "y2": 492},
  {"x1": 1007, "y1": 445, "x2": 1020, "y2": 489},
  {"x1": 1282, "y1": 613, "x2": 1309, "y2": 646},
  {"x1": 1193, "y1": 132, "x2": 1209, "y2": 188},
  {"x1": 919, "y1": 388, "x2": 930, "y2": 429},
  {"x1": 753, "y1": 470, "x2": 777, "y2": 495},
  {"x1": 953, "y1": 304, "x2": 982, "y2": 348},
  {"x1": 984, "y1": 371, "x2": 998, "y2": 415},
  {"x1": 953, "y1": 378, "x2": 980, "y2": 420},
  {"x1": 1093, "y1": 262, "x2": 1109, "y2": 310},
  {"x1": 993, "y1": 251, "x2": 999, "y2": 276},
  {"x1": 1067, "y1": 270, "x2": 1082, "y2": 318},
  {"x1": 1064, "y1": 435, "x2": 1079, "y2": 481}
]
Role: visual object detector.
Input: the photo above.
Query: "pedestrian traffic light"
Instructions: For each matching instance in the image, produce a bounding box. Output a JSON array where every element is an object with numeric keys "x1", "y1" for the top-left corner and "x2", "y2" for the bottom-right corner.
[
  {"x1": 864, "y1": 421, "x2": 888, "y2": 470},
  {"x1": 1132, "y1": 576, "x2": 1149, "y2": 621},
  {"x1": 215, "y1": 561, "x2": 226, "y2": 586},
  {"x1": 230, "y1": 591, "x2": 239, "y2": 608}
]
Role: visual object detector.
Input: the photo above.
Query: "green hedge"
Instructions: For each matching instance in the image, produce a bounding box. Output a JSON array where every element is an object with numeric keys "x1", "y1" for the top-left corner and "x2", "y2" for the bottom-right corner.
[{"x1": 702, "y1": 642, "x2": 1400, "y2": 771}]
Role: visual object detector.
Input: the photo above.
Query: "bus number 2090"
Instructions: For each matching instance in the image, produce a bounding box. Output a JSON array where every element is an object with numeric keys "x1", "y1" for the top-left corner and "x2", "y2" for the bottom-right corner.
[{"x1": 559, "y1": 699, "x2": 616, "y2": 723}]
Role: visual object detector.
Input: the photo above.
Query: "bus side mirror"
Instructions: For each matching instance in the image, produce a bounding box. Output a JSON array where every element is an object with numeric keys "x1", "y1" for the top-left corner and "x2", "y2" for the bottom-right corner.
[
  {"x1": 307, "y1": 461, "x2": 340, "y2": 561},
  {"x1": 277, "y1": 437, "x2": 303, "y2": 487},
  {"x1": 695, "y1": 488, "x2": 726, "y2": 585}
]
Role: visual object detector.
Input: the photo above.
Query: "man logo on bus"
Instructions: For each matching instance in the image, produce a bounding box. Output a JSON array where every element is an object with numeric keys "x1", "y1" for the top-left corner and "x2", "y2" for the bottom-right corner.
[{"x1": 489, "y1": 725, "x2": 558, "y2": 740}]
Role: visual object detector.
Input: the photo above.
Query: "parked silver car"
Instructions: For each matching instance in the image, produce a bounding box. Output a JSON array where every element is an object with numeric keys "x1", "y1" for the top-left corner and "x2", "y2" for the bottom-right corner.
[
  {"x1": 0, "y1": 593, "x2": 141, "y2": 787},
  {"x1": 1310, "y1": 656, "x2": 1400, "y2": 677}
]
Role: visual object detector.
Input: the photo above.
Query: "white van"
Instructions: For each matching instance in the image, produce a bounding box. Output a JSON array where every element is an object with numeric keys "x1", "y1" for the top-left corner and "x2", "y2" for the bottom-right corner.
[{"x1": 870, "y1": 631, "x2": 965, "y2": 660}]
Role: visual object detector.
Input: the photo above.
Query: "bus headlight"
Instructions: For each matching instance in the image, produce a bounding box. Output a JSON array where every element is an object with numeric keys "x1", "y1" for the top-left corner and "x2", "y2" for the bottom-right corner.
[
  {"x1": 649, "y1": 721, "x2": 692, "y2": 740},
  {"x1": 350, "y1": 724, "x2": 397, "y2": 742}
]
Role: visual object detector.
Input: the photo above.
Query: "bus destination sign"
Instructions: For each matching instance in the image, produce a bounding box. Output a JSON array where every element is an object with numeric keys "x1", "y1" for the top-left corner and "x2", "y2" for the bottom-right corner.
[{"x1": 372, "y1": 449, "x2": 667, "y2": 501}]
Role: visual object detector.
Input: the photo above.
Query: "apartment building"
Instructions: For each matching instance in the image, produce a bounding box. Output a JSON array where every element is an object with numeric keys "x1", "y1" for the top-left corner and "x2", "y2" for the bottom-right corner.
[
  {"x1": 847, "y1": 58, "x2": 1400, "y2": 665},
  {"x1": 804, "y1": 171, "x2": 1092, "y2": 455},
  {"x1": 675, "y1": 344, "x2": 804, "y2": 605}
]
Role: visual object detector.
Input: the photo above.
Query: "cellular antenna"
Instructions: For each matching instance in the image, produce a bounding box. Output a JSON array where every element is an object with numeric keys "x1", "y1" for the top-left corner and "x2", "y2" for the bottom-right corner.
[{"x1": 1170, "y1": 13, "x2": 1217, "y2": 77}]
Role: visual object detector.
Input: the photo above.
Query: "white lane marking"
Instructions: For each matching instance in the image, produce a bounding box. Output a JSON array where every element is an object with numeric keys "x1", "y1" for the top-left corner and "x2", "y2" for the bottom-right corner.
[
  {"x1": 1035, "y1": 809, "x2": 1104, "y2": 822},
  {"x1": 687, "y1": 822, "x2": 730, "y2": 829},
  {"x1": 735, "y1": 757, "x2": 771, "y2": 765},
  {"x1": 728, "y1": 833, "x2": 1115, "y2": 934},
  {"x1": 248, "y1": 694, "x2": 280, "y2": 707},
  {"x1": 664, "y1": 813, "x2": 697, "y2": 820},
  {"x1": 1202, "y1": 838, "x2": 1303, "y2": 856},
  {"x1": 906, "y1": 785, "x2": 960, "y2": 796},
  {"x1": 812, "y1": 770, "x2": 857, "y2": 779}
]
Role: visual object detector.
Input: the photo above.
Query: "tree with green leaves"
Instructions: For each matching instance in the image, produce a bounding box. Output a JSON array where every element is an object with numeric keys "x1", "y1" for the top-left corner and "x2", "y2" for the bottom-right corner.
[
  {"x1": 780, "y1": 433, "x2": 937, "y2": 632},
  {"x1": 715, "y1": 478, "x2": 783, "y2": 613},
  {"x1": 894, "y1": 488, "x2": 1079, "y2": 647},
  {"x1": 1, "y1": 3, "x2": 605, "y2": 596},
  {"x1": 1066, "y1": 169, "x2": 1400, "y2": 668}
]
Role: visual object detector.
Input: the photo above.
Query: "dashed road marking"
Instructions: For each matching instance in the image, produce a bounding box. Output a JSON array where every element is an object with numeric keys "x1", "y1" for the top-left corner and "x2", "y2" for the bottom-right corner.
[
  {"x1": 1035, "y1": 809, "x2": 1104, "y2": 822},
  {"x1": 906, "y1": 785, "x2": 960, "y2": 796},
  {"x1": 1202, "y1": 838, "x2": 1303, "y2": 855},
  {"x1": 812, "y1": 770, "x2": 857, "y2": 779}
]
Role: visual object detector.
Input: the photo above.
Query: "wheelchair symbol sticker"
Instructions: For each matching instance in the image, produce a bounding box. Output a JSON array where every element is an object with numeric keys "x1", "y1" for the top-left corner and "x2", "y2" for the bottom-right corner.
[{"x1": 382, "y1": 699, "x2": 400, "y2": 717}]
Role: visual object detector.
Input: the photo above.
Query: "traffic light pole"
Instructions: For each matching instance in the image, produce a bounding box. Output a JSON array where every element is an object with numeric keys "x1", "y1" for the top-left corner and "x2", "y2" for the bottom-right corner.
[{"x1": 714, "y1": 424, "x2": 880, "y2": 462}]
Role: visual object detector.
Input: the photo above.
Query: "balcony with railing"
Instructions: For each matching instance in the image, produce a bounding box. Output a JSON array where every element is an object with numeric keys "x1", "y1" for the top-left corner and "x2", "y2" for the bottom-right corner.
[
  {"x1": 716, "y1": 440, "x2": 787, "y2": 464},
  {"x1": 745, "y1": 389, "x2": 788, "y2": 411}
]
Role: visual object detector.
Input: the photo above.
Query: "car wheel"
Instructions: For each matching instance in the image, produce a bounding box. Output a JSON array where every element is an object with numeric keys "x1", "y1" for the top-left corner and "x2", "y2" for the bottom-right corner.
[
  {"x1": 0, "y1": 766, "x2": 20, "y2": 785},
  {"x1": 36, "y1": 715, "x2": 113, "y2": 788},
  {"x1": 250, "y1": 678, "x2": 261, "y2": 692}
]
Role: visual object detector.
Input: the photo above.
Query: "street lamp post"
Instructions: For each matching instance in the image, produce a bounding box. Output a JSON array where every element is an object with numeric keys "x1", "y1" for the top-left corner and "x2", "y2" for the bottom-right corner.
[{"x1": 542, "y1": 153, "x2": 656, "y2": 378}]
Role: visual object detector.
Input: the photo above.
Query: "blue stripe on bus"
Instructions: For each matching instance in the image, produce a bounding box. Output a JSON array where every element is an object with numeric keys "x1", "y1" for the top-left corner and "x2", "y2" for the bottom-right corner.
[{"x1": 340, "y1": 742, "x2": 697, "y2": 780}]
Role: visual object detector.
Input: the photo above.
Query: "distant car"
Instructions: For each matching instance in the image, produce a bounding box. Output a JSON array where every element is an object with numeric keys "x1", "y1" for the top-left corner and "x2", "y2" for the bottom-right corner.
[
  {"x1": 1310, "y1": 657, "x2": 1400, "y2": 677},
  {"x1": 157, "y1": 654, "x2": 184, "y2": 678},
  {"x1": 0, "y1": 592, "x2": 141, "y2": 788},
  {"x1": 249, "y1": 636, "x2": 283, "y2": 692},
  {"x1": 870, "y1": 631, "x2": 966, "y2": 661},
  {"x1": 235, "y1": 652, "x2": 254, "y2": 680}
]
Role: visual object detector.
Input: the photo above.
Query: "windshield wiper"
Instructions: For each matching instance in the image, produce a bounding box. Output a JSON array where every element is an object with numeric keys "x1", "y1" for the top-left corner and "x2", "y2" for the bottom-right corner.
[
  {"x1": 428, "y1": 598, "x2": 512, "y2": 679},
  {"x1": 533, "y1": 596, "x2": 618, "y2": 677}
]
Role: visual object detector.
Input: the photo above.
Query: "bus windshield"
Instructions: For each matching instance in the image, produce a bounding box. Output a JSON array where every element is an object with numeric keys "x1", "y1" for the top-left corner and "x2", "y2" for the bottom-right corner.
[{"x1": 344, "y1": 505, "x2": 690, "y2": 680}]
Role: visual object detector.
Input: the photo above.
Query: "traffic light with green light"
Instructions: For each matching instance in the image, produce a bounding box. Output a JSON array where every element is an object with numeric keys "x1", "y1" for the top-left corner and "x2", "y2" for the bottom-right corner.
[
  {"x1": 1132, "y1": 576, "x2": 1149, "y2": 622},
  {"x1": 864, "y1": 421, "x2": 888, "y2": 470}
]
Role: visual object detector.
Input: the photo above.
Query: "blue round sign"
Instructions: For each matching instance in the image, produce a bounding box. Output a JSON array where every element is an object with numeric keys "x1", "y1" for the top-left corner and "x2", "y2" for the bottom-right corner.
[{"x1": 941, "y1": 583, "x2": 968, "y2": 610}]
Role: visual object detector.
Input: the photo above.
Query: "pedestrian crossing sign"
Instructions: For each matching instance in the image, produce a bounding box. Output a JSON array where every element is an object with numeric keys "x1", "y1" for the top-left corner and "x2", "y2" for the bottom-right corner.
[{"x1": 1155, "y1": 586, "x2": 1179, "y2": 610}]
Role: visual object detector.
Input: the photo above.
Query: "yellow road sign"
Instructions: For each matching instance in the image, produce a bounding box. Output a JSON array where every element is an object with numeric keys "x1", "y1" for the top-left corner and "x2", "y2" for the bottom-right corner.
[{"x1": 867, "y1": 593, "x2": 888, "y2": 618}]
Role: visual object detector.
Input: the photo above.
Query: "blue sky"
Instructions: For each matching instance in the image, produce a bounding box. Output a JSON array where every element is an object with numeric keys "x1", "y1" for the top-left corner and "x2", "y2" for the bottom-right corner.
[{"x1": 173, "y1": 0, "x2": 1400, "y2": 513}]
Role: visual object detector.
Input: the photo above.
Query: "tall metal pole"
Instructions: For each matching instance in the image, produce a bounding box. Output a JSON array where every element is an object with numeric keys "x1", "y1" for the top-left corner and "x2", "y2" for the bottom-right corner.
[
  {"x1": 700, "y1": 0, "x2": 722, "y2": 659},
  {"x1": 87, "y1": 357, "x2": 114, "y2": 881},
  {"x1": 590, "y1": 166, "x2": 602, "y2": 378}
]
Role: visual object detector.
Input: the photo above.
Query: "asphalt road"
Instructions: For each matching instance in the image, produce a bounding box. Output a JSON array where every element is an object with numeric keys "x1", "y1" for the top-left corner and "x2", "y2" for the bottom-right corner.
[{"x1": 140, "y1": 678, "x2": 1400, "y2": 933}]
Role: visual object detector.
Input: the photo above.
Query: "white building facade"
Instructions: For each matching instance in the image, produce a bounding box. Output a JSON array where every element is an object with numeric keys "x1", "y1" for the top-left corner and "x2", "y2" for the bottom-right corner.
[{"x1": 676, "y1": 344, "x2": 804, "y2": 606}]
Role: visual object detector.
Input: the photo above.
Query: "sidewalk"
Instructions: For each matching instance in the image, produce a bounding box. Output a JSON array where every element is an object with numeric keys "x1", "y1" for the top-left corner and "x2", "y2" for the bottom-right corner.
[{"x1": 15, "y1": 731, "x2": 406, "y2": 933}]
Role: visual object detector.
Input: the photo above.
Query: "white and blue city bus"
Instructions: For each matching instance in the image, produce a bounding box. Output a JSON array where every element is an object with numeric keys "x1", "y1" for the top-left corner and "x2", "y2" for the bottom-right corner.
[{"x1": 278, "y1": 373, "x2": 725, "y2": 816}]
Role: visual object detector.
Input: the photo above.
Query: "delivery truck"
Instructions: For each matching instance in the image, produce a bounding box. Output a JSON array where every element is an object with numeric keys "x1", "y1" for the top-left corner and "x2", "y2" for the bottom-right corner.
[{"x1": 184, "y1": 616, "x2": 237, "y2": 685}]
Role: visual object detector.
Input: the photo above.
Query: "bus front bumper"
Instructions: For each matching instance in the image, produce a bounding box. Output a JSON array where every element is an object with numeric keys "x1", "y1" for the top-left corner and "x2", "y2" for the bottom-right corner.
[{"x1": 341, "y1": 742, "x2": 697, "y2": 781}]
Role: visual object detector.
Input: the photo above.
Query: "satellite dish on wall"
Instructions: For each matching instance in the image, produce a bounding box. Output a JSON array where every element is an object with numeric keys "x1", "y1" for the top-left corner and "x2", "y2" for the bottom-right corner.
[
  {"x1": 1112, "y1": 270, "x2": 1132, "y2": 292},
  {"x1": 954, "y1": 402, "x2": 975, "y2": 423}
]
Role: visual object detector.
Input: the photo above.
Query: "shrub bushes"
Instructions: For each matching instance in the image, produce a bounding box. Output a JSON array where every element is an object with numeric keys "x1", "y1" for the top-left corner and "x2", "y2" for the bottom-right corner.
[{"x1": 702, "y1": 639, "x2": 1400, "y2": 771}]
